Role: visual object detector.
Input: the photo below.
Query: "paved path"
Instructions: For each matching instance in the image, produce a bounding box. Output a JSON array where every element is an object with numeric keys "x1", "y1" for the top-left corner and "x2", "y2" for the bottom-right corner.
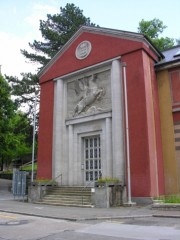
[
  {"x1": 1, "y1": 212, "x2": 180, "y2": 240},
  {"x1": 0, "y1": 199, "x2": 155, "y2": 221},
  {"x1": 0, "y1": 179, "x2": 180, "y2": 221},
  {"x1": 0, "y1": 179, "x2": 14, "y2": 201}
]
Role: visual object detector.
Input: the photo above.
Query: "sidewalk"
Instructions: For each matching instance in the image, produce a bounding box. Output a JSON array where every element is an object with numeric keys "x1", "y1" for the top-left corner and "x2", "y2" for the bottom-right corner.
[
  {"x1": 0, "y1": 179, "x2": 180, "y2": 221},
  {"x1": 0, "y1": 198, "x2": 153, "y2": 221},
  {"x1": 1, "y1": 198, "x2": 180, "y2": 221}
]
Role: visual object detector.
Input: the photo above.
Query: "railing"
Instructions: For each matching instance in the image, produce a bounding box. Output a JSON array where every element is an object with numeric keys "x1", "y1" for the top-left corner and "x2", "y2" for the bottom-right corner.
[
  {"x1": 20, "y1": 160, "x2": 37, "y2": 168},
  {"x1": 81, "y1": 180, "x2": 94, "y2": 205},
  {"x1": 43, "y1": 173, "x2": 62, "y2": 187}
]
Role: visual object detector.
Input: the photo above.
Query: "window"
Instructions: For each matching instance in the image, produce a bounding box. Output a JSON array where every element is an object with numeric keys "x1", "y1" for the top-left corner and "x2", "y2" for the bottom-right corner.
[
  {"x1": 170, "y1": 70, "x2": 180, "y2": 106},
  {"x1": 84, "y1": 136, "x2": 101, "y2": 182}
]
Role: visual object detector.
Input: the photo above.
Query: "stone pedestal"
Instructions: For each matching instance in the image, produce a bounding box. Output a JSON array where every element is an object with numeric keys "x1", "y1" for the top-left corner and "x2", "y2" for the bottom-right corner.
[
  {"x1": 94, "y1": 186, "x2": 111, "y2": 208},
  {"x1": 94, "y1": 183, "x2": 123, "y2": 208}
]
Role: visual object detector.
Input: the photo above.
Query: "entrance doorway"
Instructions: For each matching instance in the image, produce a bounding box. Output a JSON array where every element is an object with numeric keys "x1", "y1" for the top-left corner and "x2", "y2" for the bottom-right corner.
[{"x1": 84, "y1": 136, "x2": 102, "y2": 183}]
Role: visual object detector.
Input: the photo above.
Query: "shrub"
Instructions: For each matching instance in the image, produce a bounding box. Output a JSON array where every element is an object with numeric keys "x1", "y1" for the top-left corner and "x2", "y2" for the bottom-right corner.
[
  {"x1": 164, "y1": 195, "x2": 180, "y2": 203},
  {"x1": 97, "y1": 177, "x2": 120, "y2": 184}
]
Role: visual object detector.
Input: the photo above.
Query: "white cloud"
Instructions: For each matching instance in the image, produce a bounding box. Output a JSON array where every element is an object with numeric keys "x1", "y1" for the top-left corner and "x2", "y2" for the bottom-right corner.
[
  {"x1": 0, "y1": 32, "x2": 38, "y2": 77},
  {"x1": 0, "y1": 0, "x2": 61, "y2": 78},
  {"x1": 0, "y1": 2, "x2": 59, "y2": 78},
  {"x1": 26, "y1": 3, "x2": 58, "y2": 23},
  {"x1": 25, "y1": 3, "x2": 59, "y2": 39},
  {"x1": 12, "y1": 6, "x2": 17, "y2": 14}
]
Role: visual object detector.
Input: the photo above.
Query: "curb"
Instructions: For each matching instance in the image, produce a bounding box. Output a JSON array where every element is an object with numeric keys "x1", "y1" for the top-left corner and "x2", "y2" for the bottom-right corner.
[
  {"x1": 1, "y1": 209, "x2": 180, "y2": 221},
  {"x1": 152, "y1": 204, "x2": 180, "y2": 211},
  {"x1": 0, "y1": 208, "x2": 153, "y2": 221},
  {"x1": 0, "y1": 209, "x2": 78, "y2": 221},
  {"x1": 153, "y1": 214, "x2": 180, "y2": 219}
]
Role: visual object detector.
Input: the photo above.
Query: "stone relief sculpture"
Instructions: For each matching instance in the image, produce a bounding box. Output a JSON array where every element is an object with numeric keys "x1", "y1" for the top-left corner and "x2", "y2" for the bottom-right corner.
[{"x1": 73, "y1": 74, "x2": 105, "y2": 117}]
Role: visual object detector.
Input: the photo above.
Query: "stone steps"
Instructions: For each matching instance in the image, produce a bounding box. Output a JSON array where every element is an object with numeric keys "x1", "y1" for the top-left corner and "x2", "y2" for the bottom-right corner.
[{"x1": 35, "y1": 186, "x2": 94, "y2": 207}]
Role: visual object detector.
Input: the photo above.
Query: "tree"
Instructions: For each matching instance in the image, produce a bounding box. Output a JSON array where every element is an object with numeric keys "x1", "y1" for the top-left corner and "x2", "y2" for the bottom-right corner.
[
  {"x1": 3, "y1": 112, "x2": 32, "y2": 166},
  {"x1": 0, "y1": 74, "x2": 15, "y2": 166},
  {"x1": 6, "y1": 3, "x2": 97, "y2": 117},
  {"x1": 6, "y1": 73, "x2": 40, "y2": 118},
  {"x1": 0, "y1": 74, "x2": 15, "y2": 170},
  {"x1": 138, "y1": 18, "x2": 175, "y2": 51},
  {"x1": 0, "y1": 74, "x2": 32, "y2": 170},
  {"x1": 21, "y1": 3, "x2": 97, "y2": 66}
]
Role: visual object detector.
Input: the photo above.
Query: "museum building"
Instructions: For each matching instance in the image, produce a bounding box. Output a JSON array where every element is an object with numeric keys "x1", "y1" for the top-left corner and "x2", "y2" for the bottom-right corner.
[{"x1": 37, "y1": 26, "x2": 180, "y2": 202}]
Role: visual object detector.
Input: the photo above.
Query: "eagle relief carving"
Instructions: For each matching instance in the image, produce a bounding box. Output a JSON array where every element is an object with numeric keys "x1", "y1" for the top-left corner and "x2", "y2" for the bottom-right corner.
[{"x1": 73, "y1": 74, "x2": 105, "y2": 117}]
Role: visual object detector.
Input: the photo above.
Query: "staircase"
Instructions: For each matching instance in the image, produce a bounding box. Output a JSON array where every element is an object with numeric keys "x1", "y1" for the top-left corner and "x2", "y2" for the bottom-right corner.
[{"x1": 36, "y1": 186, "x2": 94, "y2": 208}]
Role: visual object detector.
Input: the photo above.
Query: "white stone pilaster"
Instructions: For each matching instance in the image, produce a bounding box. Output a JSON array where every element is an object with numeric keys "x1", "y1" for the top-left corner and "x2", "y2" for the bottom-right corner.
[
  {"x1": 68, "y1": 124, "x2": 74, "y2": 185},
  {"x1": 52, "y1": 79, "x2": 64, "y2": 180},
  {"x1": 105, "y1": 117, "x2": 112, "y2": 177},
  {"x1": 111, "y1": 60, "x2": 125, "y2": 181}
]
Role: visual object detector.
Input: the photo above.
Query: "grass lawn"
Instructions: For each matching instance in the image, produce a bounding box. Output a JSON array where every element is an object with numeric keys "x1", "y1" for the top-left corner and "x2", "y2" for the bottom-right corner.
[
  {"x1": 155, "y1": 195, "x2": 180, "y2": 203},
  {"x1": 20, "y1": 163, "x2": 37, "y2": 171}
]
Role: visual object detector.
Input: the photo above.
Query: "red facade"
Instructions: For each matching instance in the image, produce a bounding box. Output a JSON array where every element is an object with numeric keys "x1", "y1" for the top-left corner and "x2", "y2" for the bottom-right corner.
[{"x1": 37, "y1": 27, "x2": 165, "y2": 198}]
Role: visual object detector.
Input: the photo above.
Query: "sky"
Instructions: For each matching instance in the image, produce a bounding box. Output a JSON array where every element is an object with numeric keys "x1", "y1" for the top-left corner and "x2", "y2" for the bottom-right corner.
[{"x1": 0, "y1": 0, "x2": 180, "y2": 78}]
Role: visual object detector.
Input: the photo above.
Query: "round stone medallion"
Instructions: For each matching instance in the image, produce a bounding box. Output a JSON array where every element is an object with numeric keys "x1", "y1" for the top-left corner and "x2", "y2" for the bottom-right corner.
[{"x1": 75, "y1": 40, "x2": 92, "y2": 60}]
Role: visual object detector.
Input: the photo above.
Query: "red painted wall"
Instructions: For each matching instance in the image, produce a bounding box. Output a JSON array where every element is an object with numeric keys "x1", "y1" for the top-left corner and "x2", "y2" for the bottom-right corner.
[
  {"x1": 37, "y1": 80, "x2": 54, "y2": 180},
  {"x1": 40, "y1": 32, "x2": 158, "y2": 83},
  {"x1": 173, "y1": 112, "x2": 180, "y2": 122},
  {"x1": 122, "y1": 51, "x2": 164, "y2": 197},
  {"x1": 122, "y1": 51, "x2": 151, "y2": 197}
]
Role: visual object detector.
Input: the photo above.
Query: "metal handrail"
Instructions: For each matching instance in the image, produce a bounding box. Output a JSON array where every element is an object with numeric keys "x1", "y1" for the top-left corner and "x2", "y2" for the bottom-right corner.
[
  {"x1": 43, "y1": 173, "x2": 62, "y2": 187},
  {"x1": 81, "y1": 180, "x2": 94, "y2": 205}
]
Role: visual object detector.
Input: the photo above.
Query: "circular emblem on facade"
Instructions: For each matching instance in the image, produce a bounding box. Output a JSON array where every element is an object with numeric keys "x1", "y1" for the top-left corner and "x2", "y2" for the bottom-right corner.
[{"x1": 75, "y1": 41, "x2": 92, "y2": 60}]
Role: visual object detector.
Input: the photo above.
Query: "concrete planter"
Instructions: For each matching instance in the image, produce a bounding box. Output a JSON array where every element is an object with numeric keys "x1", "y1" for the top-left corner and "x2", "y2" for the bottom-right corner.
[
  {"x1": 28, "y1": 182, "x2": 56, "y2": 203},
  {"x1": 94, "y1": 182, "x2": 124, "y2": 208}
]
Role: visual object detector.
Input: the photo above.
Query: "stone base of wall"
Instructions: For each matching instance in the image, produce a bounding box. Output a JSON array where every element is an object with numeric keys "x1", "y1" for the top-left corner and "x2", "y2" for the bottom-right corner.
[
  {"x1": 131, "y1": 197, "x2": 153, "y2": 205},
  {"x1": 152, "y1": 203, "x2": 180, "y2": 211},
  {"x1": 28, "y1": 183, "x2": 55, "y2": 203}
]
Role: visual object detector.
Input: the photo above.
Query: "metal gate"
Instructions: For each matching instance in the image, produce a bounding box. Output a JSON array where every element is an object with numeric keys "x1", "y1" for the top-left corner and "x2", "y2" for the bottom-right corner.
[{"x1": 12, "y1": 171, "x2": 27, "y2": 199}]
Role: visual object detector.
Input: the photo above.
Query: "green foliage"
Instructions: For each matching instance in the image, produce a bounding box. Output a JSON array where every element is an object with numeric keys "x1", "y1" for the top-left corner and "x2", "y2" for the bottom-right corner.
[
  {"x1": 21, "y1": 3, "x2": 97, "y2": 67},
  {"x1": 154, "y1": 195, "x2": 180, "y2": 203},
  {"x1": 152, "y1": 37, "x2": 175, "y2": 51},
  {"x1": 164, "y1": 195, "x2": 180, "y2": 203},
  {"x1": 0, "y1": 170, "x2": 12, "y2": 174},
  {"x1": 34, "y1": 177, "x2": 57, "y2": 185},
  {"x1": 5, "y1": 73, "x2": 39, "y2": 117},
  {"x1": 138, "y1": 18, "x2": 166, "y2": 39},
  {"x1": 97, "y1": 177, "x2": 120, "y2": 184},
  {"x1": 138, "y1": 18, "x2": 175, "y2": 51},
  {"x1": 34, "y1": 177, "x2": 51, "y2": 182},
  {"x1": 0, "y1": 74, "x2": 15, "y2": 170},
  {"x1": 0, "y1": 75, "x2": 33, "y2": 170},
  {"x1": 0, "y1": 74, "x2": 15, "y2": 120},
  {"x1": 20, "y1": 163, "x2": 37, "y2": 171},
  {"x1": 0, "y1": 171, "x2": 13, "y2": 180},
  {"x1": 4, "y1": 112, "x2": 32, "y2": 161}
]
